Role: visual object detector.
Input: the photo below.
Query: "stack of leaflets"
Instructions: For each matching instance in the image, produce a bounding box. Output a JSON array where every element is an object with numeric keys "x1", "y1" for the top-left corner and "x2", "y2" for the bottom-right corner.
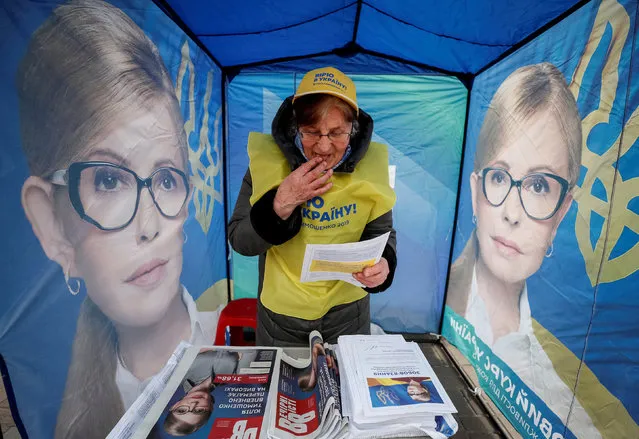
[
  {"x1": 107, "y1": 333, "x2": 458, "y2": 439},
  {"x1": 337, "y1": 334, "x2": 458, "y2": 439}
]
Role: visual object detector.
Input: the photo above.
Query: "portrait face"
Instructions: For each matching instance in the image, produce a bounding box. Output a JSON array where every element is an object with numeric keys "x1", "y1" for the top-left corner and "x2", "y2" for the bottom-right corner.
[
  {"x1": 407, "y1": 379, "x2": 430, "y2": 402},
  {"x1": 58, "y1": 103, "x2": 189, "y2": 327},
  {"x1": 470, "y1": 110, "x2": 573, "y2": 284},
  {"x1": 298, "y1": 106, "x2": 352, "y2": 169},
  {"x1": 169, "y1": 389, "x2": 212, "y2": 425}
]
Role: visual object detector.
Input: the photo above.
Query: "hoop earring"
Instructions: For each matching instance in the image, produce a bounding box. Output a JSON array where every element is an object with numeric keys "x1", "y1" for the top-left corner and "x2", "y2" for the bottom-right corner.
[
  {"x1": 472, "y1": 215, "x2": 477, "y2": 225},
  {"x1": 545, "y1": 243, "x2": 554, "y2": 258},
  {"x1": 65, "y1": 268, "x2": 81, "y2": 296},
  {"x1": 183, "y1": 229, "x2": 188, "y2": 244}
]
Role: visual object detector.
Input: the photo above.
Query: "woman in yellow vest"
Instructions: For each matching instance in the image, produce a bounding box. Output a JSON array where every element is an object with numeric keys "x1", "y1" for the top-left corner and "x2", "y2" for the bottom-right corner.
[{"x1": 229, "y1": 66, "x2": 397, "y2": 346}]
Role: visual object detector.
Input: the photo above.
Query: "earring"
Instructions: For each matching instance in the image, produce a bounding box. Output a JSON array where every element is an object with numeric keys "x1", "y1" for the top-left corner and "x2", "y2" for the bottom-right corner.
[
  {"x1": 472, "y1": 215, "x2": 477, "y2": 225},
  {"x1": 183, "y1": 229, "x2": 188, "y2": 244},
  {"x1": 64, "y1": 267, "x2": 81, "y2": 296},
  {"x1": 545, "y1": 243, "x2": 554, "y2": 258}
]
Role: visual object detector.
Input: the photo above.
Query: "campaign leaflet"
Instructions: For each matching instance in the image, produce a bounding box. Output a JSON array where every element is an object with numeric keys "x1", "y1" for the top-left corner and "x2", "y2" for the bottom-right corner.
[
  {"x1": 357, "y1": 342, "x2": 456, "y2": 416},
  {"x1": 336, "y1": 334, "x2": 459, "y2": 439},
  {"x1": 269, "y1": 332, "x2": 345, "y2": 439},
  {"x1": 130, "y1": 346, "x2": 281, "y2": 439}
]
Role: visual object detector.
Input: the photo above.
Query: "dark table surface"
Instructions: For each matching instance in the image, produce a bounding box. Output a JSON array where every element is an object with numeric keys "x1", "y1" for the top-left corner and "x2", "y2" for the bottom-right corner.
[{"x1": 418, "y1": 341, "x2": 507, "y2": 439}]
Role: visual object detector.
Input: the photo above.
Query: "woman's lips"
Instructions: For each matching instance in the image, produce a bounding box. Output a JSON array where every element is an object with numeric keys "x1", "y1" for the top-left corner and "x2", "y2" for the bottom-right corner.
[
  {"x1": 492, "y1": 236, "x2": 523, "y2": 256},
  {"x1": 126, "y1": 259, "x2": 168, "y2": 287}
]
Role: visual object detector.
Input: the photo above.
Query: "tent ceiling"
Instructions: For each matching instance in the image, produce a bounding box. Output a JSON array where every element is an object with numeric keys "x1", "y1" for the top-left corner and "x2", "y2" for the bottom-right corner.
[{"x1": 162, "y1": 0, "x2": 585, "y2": 74}]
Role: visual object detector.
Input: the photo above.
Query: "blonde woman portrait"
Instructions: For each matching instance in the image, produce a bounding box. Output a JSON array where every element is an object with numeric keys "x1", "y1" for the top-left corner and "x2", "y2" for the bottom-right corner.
[
  {"x1": 17, "y1": 1, "x2": 220, "y2": 437},
  {"x1": 163, "y1": 349, "x2": 242, "y2": 436},
  {"x1": 447, "y1": 63, "x2": 600, "y2": 438}
]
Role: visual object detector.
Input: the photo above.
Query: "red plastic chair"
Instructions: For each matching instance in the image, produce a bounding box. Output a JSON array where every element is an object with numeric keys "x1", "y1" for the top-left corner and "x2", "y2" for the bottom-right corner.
[{"x1": 214, "y1": 298, "x2": 258, "y2": 346}]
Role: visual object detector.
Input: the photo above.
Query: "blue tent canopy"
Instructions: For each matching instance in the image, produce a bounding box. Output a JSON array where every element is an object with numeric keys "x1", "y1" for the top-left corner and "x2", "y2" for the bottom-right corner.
[{"x1": 162, "y1": 0, "x2": 585, "y2": 72}]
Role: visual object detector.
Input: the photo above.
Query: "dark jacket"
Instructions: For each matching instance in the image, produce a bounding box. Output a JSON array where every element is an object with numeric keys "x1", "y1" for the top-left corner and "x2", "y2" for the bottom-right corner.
[{"x1": 227, "y1": 97, "x2": 397, "y2": 344}]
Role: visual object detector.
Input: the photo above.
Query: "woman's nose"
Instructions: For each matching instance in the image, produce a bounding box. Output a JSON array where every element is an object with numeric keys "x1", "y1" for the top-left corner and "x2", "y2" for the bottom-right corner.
[
  {"x1": 314, "y1": 135, "x2": 332, "y2": 153},
  {"x1": 135, "y1": 188, "x2": 160, "y2": 244},
  {"x1": 502, "y1": 188, "x2": 523, "y2": 225}
]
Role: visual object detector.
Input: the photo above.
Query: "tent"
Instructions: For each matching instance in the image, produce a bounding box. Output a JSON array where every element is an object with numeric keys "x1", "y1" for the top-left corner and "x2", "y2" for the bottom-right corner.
[{"x1": 0, "y1": 0, "x2": 637, "y2": 438}]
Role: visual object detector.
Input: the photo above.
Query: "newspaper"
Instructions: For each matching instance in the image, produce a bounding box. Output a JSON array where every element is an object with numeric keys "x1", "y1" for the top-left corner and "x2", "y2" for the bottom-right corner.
[
  {"x1": 300, "y1": 232, "x2": 390, "y2": 287},
  {"x1": 268, "y1": 331, "x2": 347, "y2": 439},
  {"x1": 107, "y1": 341, "x2": 190, "y2": 439},
  {"x1": 117, "y1": 344, "x2": 282, "y2": 439},
  {"x1": 110, "y1": 333, "x2": 458, "y2": 439}
]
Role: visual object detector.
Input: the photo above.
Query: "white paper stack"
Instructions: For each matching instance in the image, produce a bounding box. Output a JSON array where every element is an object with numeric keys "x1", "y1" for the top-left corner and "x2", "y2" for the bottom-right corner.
[{"x1": 337, "y1": 335, "x2": 459, "y2": 439}]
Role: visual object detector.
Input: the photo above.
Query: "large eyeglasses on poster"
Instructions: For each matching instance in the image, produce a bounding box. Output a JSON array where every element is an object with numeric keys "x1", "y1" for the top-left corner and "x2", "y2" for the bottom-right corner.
[
  {"x1": 443, "y1": 0, "x2": 639, "y2": 438},
  {"x1": 0, "y1": 0, "x2": 226, "y2": 438}
]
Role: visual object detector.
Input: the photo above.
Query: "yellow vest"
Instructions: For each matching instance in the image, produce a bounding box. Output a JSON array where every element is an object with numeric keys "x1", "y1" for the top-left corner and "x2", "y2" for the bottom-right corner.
[{"x1": 248, "y1": 132, "x2": 396, "y2": 320}]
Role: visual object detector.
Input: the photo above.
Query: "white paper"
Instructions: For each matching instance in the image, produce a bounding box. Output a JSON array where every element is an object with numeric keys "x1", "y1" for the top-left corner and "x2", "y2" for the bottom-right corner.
[
  {"x1": 107, "y1": 341, "x2": 191, "y2": 439},
  {"x1": 300, "y1": 232, "x2": 390, "y2": 287},
  {"x1": 356, "y1": 342, "x2": 457, "y2": 416},
  {"x1": 335, "y1": 335, "x2": 458, "y2": 439}
]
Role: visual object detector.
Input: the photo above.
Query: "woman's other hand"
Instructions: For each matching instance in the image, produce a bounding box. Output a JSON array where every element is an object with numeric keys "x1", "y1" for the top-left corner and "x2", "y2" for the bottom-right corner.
[
  {"x1": 273, "y1": 156, "x2": 333, "y2": 220},
  {"x1": 353, "y1": 257, "x2": 389, "y2": 288}
]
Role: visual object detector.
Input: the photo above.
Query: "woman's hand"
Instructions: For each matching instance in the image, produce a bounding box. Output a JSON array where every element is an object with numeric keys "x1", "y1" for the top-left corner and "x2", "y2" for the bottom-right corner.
[
  {"x1": 353, "y1": 257, "x2": 389, "y2": 288},
  {"x1": 273, "y1": 156, "x2": 333, "y2": 220}
]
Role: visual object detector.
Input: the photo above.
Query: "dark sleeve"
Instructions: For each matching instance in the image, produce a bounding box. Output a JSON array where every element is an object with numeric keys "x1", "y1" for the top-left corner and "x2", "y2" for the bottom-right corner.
[
  {"x1": 359, "y1": 210, "x2": 397, "y2": 293},
  {"x1": 228, "y1": 169, "x2": 302, "y2": 256}
]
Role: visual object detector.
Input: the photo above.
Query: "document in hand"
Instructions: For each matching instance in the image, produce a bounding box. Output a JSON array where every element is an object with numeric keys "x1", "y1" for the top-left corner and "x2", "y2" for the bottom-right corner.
[
  {"x1": 300, "y1": 232, "x2": 390, "y2": 287},
  {"x1": 337, "y1": 335, "x2": 458, "y2": 439}
]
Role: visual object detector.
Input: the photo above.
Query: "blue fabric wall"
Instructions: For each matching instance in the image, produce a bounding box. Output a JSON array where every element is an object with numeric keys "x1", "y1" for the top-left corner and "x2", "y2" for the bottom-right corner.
[{"x1": 226, "y1": 62, "x2": 466, "y2": 333}]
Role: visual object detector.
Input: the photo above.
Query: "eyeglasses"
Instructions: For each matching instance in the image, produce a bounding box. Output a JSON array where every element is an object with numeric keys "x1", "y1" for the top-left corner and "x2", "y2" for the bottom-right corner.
[
  {"x1": 298, "y1": 130, "x2": 351, "y2": 143},
  {"x1": 50, "y1": 161, "x2": 190, "y2": 231},
  {"x1": 478, "y1": 167, "x2": 569, "y2": 220},
  {"x1": 171, "y1": 405, "x2": 210, "y2": 415}
]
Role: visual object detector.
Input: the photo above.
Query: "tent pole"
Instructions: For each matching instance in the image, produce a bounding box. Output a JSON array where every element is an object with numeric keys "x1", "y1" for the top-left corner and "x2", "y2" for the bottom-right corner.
[
  {"x1": 0, "y1": 356, "x2": 27, "y2": 439},
  {"x1": 221, "y1": 71, "x2": 232, "y2": 304},
  {"x1": 438, "y1": 76, "x2": 473, "y2": 335},
  {"x1": 352, "y1": 0, "x2": 363, "y2": 43}
]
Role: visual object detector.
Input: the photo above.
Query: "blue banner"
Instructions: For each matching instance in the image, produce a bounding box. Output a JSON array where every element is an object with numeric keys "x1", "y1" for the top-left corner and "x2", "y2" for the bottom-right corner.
[
  {"x1": 443, "y1": 0, "x2": 639, "y2": 437},
  {"x1": 0, "y1": 0, "x2": 226, "y2": 437}
]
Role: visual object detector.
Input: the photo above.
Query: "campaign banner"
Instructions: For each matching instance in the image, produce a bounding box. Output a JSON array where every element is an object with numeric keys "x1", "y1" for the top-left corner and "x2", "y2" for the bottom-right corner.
[
  {"x1": 0, "y1": 0, "x2": 226, "y2": 438},
  {"x1": 443, "y1": 0, "x2": 639, "y2": 438}
]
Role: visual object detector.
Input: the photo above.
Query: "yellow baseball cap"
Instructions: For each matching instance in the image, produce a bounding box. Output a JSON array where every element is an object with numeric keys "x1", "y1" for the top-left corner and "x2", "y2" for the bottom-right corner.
[{"x1": 293, "y1": 67, "x2": 358, "y2": 114}]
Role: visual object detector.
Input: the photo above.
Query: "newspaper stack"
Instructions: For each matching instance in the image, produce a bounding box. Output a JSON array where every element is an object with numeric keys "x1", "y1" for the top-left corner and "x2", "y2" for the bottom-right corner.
[
  {"x1": 110, "y1": 344, "x2": 283, "y2": 439},
  {"x1": 337, "y1": 335, "x2": 458, "y2": 439},
  {"x1": 268, "y1": 331, "x2": 348, "y2": 439},
  {"x1": 107, "y1": 333, "x2": 458, "y2": 439}
]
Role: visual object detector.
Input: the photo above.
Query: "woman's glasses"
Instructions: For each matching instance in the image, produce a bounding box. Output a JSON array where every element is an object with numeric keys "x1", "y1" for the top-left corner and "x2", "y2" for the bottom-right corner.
[
  {"x1": 478, "y1": 167, "x2": 569, "y2": 220},
  {"x1": 298, "y1": 130, "x2": 351, "y2": 144},
  {"x1": 50, "y1": 161, "x2": 189, "y2": 231},
  {"x1": 171, "y1": 405, "x2": 210, "y2": 415}
]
